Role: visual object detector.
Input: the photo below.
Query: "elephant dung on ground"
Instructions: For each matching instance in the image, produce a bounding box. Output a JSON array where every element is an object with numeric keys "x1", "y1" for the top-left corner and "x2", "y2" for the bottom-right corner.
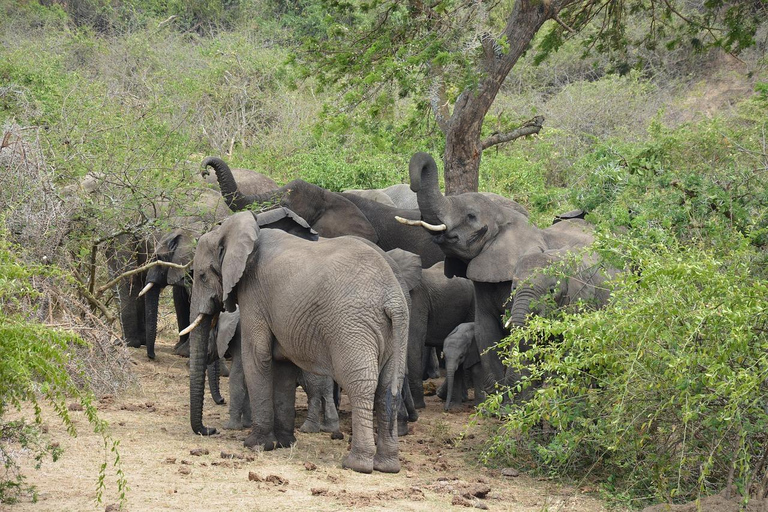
[{"x1": 184, "y1": 211, "x2": 409, "y2": 474}]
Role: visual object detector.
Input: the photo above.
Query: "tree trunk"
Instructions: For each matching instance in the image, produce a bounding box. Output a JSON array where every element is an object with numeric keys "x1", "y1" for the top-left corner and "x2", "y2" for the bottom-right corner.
[{"x1": 441, "y1": 0, "x2": 557, "y2": 195}]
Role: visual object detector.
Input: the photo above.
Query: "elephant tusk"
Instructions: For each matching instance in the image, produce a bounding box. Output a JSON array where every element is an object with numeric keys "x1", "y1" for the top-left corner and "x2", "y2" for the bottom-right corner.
[
  {"x1": 180, "y1": 314, "x2": 205, "y2": 336},
  {"x1": 137, "y1": 282, "x2": 154, "y2": 298},
  {"x1": 504, "y1": 316, "x2": 512, "y2": 329},
  {"x1": 394, "y1": 216, "x2": 447, "y2": 232}
]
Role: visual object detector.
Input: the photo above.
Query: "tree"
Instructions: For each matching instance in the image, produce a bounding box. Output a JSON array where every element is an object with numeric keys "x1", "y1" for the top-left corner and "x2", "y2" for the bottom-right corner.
[{"x1": 298, "y1": 0, "x2": 765, "y2": 194}]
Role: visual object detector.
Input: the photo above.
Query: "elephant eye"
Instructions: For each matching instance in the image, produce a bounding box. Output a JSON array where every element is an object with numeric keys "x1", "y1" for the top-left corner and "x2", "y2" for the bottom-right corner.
[{"x1": 467, "y1": 213, "x2": 477, "y2": 221}]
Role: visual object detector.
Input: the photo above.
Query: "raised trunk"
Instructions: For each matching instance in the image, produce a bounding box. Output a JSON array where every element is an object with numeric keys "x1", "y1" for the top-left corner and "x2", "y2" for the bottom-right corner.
[
  {"x1": 202, "y1": 156, "x2": 280, "y2": 212},
  {"x1": 408, "y1": 152, "x2": 448, "y2": 225},
  {"x1": 189, "y1": 314, "x2": 217, "y2": 436},
  {"x1": 444, "y1": 365, "x2": 457, "y2": 411},
  {"x1": 142, "y1": 285, "x2": 162, "y2": 360}
]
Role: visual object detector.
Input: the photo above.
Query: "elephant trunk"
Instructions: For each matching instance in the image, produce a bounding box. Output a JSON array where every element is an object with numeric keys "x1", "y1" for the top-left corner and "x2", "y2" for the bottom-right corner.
[
  {"x1": 207, "y1": 360, "x2": 224, "y2": 405},
  {"x1": 143, "y1": 285, "x2": 162, "y2": 360},
  {"x1": 202, "y1": 156, "x2": 279, "y2": 212},
  {"x1": 444, "y1": 363, "x2": 458, "y2": 411},
  {"x1": 189, "y1": 313, "x2": 217, "y2": 436},
  {"x1": 506, "y1": 287, "x2": 540, "y2": 329},
  {"x1": 409, "y1": 152, "x2": 447, "y2": 226}
]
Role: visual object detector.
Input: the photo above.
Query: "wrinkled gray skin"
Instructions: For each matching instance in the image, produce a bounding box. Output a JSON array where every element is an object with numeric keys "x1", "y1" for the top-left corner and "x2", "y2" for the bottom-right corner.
[
  {"x1": 442, "y1": 323, "x2": 486, "y2": 410},
  {"x1": 405, "y1": 152, "x2": 596, "y2": 392},
  {"x1": 203, "y1": 156, "x2": 452, "y2": 267},
  {"x1": 187, "y1": 212, "x2": 409, "y2": 474},
  {"x1": 343, "y1": 188, "x2": 397, "y2": 207},
  {"x1": 210, "y1": 309, "x2": 343, "y2": 438}
]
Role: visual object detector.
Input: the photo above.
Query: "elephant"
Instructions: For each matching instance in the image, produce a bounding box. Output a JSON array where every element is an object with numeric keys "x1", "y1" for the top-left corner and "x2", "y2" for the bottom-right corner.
[
  {"x1": 184, "y1": 211, "x2": 409, "y2": 474},
  {"x1": 202, "y1": 156, "x2": 451, "y2": 267},
  {"x1": 442, "y1": 322, "x2": 486, "y2": 410},
  {"x1": 399, "y1": 152, "x2": 596, "y2": 393},
  {"x1": 209, "y1": 307, "x2": 341, "y2": 437}
]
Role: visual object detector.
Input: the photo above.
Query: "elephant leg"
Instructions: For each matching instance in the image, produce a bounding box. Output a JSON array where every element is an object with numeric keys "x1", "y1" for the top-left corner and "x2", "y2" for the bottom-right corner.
[
  {"x1": 226, "y1": 346, "x2": 250, "y2": 429},
  {"x1": 321, "y1": 390, "x2": 343, "y2": 440},
  {"x1": 470, "y1": 363, "x2": 487, "y2": 406},
  {"x1": 407, "y1": 339, "x2": 426, "y2": 409},
  {"x1": 173, "y1": 286, "x2": 191, "y2": 356},
  {"x1": 474, "y1": 283, "x2": 510, "y2": 388},
  {"x1": 242, "y1": 325, "x2": 278, "y2": 450},
  {"x1": 298, "y1": 371, "x2": 324, "y2": 434},
  {"x1": 107, "y1": 235, "x2": 147, "y2": 348},
  {"x1": 339, "y1": 374, "x2": 377, "y2": 474},
  {"x1": 272, "y1": 360, "x2": 299, "y2": 448},
  {"x1": 402, "y1": 374, "x2": 418, "y2": 422},
  {"x1": 373, "y1": 358, "x2": 401, "y2": 473},
  {"x1": 407, "y1": 297, "x2": 428, "y2": 409},
  {"x1": 423, "y1": 347, "x2": 441, "y2": 380}
]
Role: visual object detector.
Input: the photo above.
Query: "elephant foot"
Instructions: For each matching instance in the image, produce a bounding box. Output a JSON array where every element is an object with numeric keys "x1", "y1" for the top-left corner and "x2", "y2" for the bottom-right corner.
[
  {"x1": 174, "y1": 340, "x2": 190, "y2": 357},
  {"x1": 224, "y1": 420, "x2": 244, "y2": 430},
  {"x1": 298, "y1": 421, "x2": 322, "y2": 434},
  {"x1": 330, "y1": 431, "x2": 344, "y2": 440},
  {"x1": 244, "y1": 431, "x2": 278, "y2": 451},
  {"x1": 126, "y1": 337, "x2": 144, "y2": 348},
  {"x1": 276, "y1": 432, "x2": 296, "y2": 448},
  {"x1": 407, "y1": 409, "x2": 419, "y2": 422},
  {"x1": 373, "y1": 453, "x2": 401, "y2": 473},
  {"x1": 436, "y1": 382, "x2": 447, "y2": 400},
  {"x1": 342, "y1": 452, "x2": 374, "y2": 474},
  {"x1": 397, "y1": 418, "x2": 409, "y2": 437}
]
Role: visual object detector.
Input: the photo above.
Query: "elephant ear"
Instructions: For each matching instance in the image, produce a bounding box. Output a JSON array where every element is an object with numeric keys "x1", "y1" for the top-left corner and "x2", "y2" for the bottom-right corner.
[
  {"x1": 467, "y1": 226, "x2": 545, "y2": 283},
  {"x1": 216, "y1": 308, "x2": 240, "y2": 359},
  {"x1": 385, "y1": 249, "x2": 422, "y2": 292},
  {"x1": 312, "y1": 191, "x2": 378, "y2": 242},
  {"x1": 221, "y1": 213, "x2": 260, "y2": 311},
  {"x1": 167, "y1": 231, "x2": 196, "y2": 285},
  {"x1": 255, "y1": 207, "x2": 318, "y2": 241}
]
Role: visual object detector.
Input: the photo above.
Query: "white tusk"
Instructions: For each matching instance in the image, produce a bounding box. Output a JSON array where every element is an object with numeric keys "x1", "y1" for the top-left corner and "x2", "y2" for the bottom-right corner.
[
  {"x1": 179, "y1": 314, "x2": 205, "y2": 336},
  {"x1": 137, "y1": 282, "x2": 154, "y2": 297},
  {"x1": 394, "y1": 216, "x2": 447, "y2": 232},
  {"x1": 504, "y1": 316, "x2": 513, "y2": 329}
]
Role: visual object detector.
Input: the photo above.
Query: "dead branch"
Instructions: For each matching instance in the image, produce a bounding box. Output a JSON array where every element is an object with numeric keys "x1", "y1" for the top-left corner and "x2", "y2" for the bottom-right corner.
[
  {"x1": 481, "y1": 116, "x2": 545, "y2": 150},
  {"x1": 95, "y1": 259, "x2": 192, "y2": 296}
]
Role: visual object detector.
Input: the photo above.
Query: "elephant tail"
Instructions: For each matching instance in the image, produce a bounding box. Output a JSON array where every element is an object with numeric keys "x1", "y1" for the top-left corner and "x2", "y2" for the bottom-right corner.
[{"x1": 384, "y1": 298, "x2": 409, "y2": 399}]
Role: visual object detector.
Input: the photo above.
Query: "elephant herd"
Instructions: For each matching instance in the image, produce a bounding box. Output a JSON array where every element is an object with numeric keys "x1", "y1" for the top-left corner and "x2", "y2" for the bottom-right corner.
[{"x1": 111, "y1": 152, "x2": 617, "y2": 475}]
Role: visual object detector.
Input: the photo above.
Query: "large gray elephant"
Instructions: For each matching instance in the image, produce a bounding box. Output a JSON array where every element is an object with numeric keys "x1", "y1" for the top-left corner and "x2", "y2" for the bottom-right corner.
[
  {"x1": 202, "y1": 156, "x2": 448, "y2": 267},
  {"x1": 184, "y1": 211, "x2": 409, "y2": 474},
  {"x1": 399, "y1": 152, "x2": 596, "y2": 391},
  {"x1": 138, "y1": 163, "x2": 280, "y2": 359}
]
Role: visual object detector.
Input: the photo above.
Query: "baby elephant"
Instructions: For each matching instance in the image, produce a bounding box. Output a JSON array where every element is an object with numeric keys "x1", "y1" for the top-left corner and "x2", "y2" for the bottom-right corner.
[{"x1": 441, "y1": 322, "x2": 487, "y2": 410}]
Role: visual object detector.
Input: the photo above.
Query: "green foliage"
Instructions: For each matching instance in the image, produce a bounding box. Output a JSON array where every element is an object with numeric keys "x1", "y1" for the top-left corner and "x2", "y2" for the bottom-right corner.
[
  {"x1": 0, "y1": 231, "x2": 126, "y2": 505},
  {"x1": 482, "y1": 234, "x2": 768, "y2": 505}
]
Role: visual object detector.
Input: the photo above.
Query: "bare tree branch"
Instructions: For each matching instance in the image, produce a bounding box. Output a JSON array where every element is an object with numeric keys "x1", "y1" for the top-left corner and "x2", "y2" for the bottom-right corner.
[
  {"x1": 481, "y1": 116, "x2": 545, "y2": 150},
  {"x1": 95, "y1": 259, "x2": 191, "y2": 296}
]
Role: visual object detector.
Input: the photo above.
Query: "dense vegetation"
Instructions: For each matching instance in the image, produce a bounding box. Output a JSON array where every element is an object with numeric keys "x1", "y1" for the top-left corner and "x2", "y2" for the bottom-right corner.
[{"x1": 0, "y1": 0, "x2": 766, "y2": 507}]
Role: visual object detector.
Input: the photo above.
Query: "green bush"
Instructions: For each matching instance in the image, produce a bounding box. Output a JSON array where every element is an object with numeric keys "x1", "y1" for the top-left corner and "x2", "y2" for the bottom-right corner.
[{"x1": 0, "y1": 232, "x2": 125, "y2": 505}]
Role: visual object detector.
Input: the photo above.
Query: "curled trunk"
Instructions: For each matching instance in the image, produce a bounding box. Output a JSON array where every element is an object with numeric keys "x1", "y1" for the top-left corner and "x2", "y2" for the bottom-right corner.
[
  {"x1": 508, "y1": 287, "x2": 539, "y2": 329},
  {"x1": 408, "y1": 153, "x2": 447, "y2": 225},
  {"x1": 202, "y1": 157, "x2": 281, "y2": 212},
  {"x1": 207, "y1": 360, "x2": 224, "y2": 405},
  {"x1": 189, "y1": 314, "x2": 217, "y2": 436}
]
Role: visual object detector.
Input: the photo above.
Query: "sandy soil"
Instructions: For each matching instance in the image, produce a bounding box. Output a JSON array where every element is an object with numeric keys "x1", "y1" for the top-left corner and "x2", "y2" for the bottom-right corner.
[{"x1": 10, "y1": 333, "x2": 615, "y2": 512}]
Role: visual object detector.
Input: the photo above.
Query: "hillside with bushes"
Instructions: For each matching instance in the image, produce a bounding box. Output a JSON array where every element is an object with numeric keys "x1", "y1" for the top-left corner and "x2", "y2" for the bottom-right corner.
[{"x1": 1, "y1": 0, "x2": 767, "y2": 508}]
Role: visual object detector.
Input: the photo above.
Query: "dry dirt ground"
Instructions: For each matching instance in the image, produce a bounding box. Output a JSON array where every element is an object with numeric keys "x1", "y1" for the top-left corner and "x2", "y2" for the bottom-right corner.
[{"x1": 11, "y1": 333, "x2": 616, "y2": 512}]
